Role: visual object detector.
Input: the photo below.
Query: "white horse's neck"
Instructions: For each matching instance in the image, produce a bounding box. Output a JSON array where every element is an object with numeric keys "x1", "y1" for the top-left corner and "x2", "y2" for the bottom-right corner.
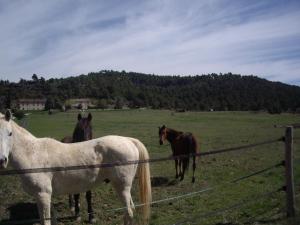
[{"x1": 10, "y1": 120, "x2": 37, "y2": 169}]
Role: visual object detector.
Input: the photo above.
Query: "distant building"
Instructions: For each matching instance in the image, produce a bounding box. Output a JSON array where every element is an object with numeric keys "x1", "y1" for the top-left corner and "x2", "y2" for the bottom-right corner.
[
  {"x1": 68, "y1": 98, "x2": 93, "y2": 110},
  {"x1": 18, "y1": 99, "x2": 46, "y2": 110}
]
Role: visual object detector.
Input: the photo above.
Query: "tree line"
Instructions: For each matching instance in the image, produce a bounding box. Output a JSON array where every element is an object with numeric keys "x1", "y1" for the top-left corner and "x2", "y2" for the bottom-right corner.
[{"x1": 1, "y1": 70, "x2": 300, "y2": 113}]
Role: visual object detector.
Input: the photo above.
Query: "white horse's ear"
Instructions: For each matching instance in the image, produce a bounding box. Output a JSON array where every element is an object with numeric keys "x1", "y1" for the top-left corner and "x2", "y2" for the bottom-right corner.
[
  {"x1": 78, "y1": 113, "x2": 82, "y2": 121},
  {"x1": 87, "y1": 113, "x2": 92, "y2": 121},
  {"x1": 5, "y1": 110, "x2": 11, "y2": 121}
]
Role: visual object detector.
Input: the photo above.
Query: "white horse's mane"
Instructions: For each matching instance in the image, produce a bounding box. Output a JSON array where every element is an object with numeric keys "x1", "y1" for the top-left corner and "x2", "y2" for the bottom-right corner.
[
  {"x1": 11, "y1": 118, "x2": 36, "y2": 138},
  {"x1": 0, "y1": 113, "x2": 35, "y2": 138}
]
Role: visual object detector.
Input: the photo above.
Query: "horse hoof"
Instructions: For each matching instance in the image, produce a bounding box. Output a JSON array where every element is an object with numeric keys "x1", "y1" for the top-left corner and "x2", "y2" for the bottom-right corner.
[
  {"x1": 192, "y1": 177, "x2": 195, "y2": 183},
  {"x1": 75, "y1": 216, "x2": 81, "y2": 222},
  {"x1": 175, "y1": 175, "x2": 179, "y2": 179},
  {"x1": 180, "y1": 177, "x2": 184, "y2": 181}
]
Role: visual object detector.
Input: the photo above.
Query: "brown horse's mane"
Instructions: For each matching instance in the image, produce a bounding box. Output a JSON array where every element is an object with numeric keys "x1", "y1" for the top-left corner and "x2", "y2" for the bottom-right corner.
[
  {"x1": 166, "y1": 127, "x2": 183, "y2": 135},
  {"x1": 165, "y1": 127, "x2": 184, "y2": 142},
  {"x1": 164, "y1": 126, "x2": 198, "y2": 152}
]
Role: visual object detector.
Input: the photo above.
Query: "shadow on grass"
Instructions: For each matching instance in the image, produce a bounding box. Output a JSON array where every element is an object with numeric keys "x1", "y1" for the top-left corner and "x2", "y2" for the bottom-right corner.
[
  {"x1": 215, "y1": 223, "x2": 238, "y2": 225},
  {"x1": 151, "y1": 176, "x2": 179, "y2": 187},
  {"x1": 215, "y1": 217, "x2": 287, "y2": 225},
  {"x1": 243, "y1": 216, "x2": 294, "y2": 225},
  {"x1": 0, "y1": 202, "x2": 76, "y2": 225},
  {"x1": 0, "y1": 203, "x2": 39, "y2": 225}
]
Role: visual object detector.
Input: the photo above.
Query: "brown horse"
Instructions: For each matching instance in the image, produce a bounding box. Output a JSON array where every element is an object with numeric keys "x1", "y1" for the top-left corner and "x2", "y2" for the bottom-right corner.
[
  {"x1": 158, "y1": 125, "x2": 199, "y2": 183},
  {"x1": 61, "y1": 113, "x2": 96, "y2": 223}
]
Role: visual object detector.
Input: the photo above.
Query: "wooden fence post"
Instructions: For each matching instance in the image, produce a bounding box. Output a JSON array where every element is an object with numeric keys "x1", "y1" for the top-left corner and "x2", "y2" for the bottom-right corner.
[{"x1": 285, "y1": 126, "x2": 295, "y2": 217}]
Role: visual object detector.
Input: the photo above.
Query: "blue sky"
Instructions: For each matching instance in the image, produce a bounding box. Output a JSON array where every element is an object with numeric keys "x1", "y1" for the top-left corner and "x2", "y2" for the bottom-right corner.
[{"x1": 0, "y1": 0, "x2": 300, "y2": 85}]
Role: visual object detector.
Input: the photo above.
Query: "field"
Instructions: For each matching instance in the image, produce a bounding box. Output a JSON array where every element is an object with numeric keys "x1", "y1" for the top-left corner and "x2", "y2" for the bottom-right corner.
[{"x1": 0, "y1": 110, "x2": 299, "y2": 225}]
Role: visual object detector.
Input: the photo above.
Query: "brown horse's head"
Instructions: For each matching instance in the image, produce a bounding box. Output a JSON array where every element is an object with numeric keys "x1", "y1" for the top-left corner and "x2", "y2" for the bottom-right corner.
[
  {"x1": 73, "y1": 113, "x2": 93, "y2": 142},
  {"x1": 158, "y1": 125, "x2": 167, "y2": 145}
]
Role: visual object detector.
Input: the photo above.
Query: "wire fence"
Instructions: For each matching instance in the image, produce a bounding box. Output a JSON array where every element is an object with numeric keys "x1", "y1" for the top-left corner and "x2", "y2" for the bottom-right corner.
[
  {"x1": 294, "y1": 137, "x2": 300, "y2": 141},
  {"x1": 172, "y1": 187, "x2": 283, "y2": 225},
  {"x1": 108, "y1": 161, "x2": 283, "y2": 212},
  {"x1": 0, "y1": 137, "x2": 283, "y2": 176},
  {"x1": 242, "y1": 203, "x2": 284, "y2": 225},
  {"x1": 0, "y1": 132, "x2": 296, "y2": 225},
  {"x1": 292, "y1": 124, "x2": 300, "y2": 129},
  {"x1": 0, "y1": 161, "x2": 284, "y2": 225},
  {"x1": 274, "y1": 123, "x2": 300, "y2": 129}
]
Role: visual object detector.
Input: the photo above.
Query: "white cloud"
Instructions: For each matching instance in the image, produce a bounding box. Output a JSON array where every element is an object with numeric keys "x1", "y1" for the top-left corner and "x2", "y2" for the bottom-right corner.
[{"x1": 0, "y1": 0, "x2": 299, "y2": 85}]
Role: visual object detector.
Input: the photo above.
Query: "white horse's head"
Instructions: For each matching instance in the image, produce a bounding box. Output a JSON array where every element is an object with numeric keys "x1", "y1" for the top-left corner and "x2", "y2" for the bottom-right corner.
[{"x1": 0, "y1": 110, "x2": 13, "y2": 168}]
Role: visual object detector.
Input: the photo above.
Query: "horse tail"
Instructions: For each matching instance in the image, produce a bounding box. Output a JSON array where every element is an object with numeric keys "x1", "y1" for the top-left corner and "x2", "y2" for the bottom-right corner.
[
  {"x1": 190, "y1": 134, "x2": 199, "y2": 155},
  {"x1": 130, "y1": 138, "x2": 152, "y2": 224},
  {"x1": 185, "y1": 134, "x2": 196, "y2": 170}
]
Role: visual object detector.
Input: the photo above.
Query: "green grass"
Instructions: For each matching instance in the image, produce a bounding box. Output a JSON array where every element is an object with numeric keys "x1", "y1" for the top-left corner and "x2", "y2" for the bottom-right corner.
[{"x1": 0, "y1": 110, "x2": 299, "y2": 225}]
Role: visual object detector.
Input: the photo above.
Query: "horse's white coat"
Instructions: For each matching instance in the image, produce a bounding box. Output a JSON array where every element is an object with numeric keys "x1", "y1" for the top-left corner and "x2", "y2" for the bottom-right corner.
[
  {"x1": 0, "y1": 114, "x2": 12, "y2": 167},
  {"x1": 0, "y1": 113, "x2": 151, "y2": 225}
]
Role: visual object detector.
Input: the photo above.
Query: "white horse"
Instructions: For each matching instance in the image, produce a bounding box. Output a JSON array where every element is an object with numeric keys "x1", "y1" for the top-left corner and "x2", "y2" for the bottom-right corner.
[{"x1": 0, "y1": 111, "x2": 151, "y2": 225}]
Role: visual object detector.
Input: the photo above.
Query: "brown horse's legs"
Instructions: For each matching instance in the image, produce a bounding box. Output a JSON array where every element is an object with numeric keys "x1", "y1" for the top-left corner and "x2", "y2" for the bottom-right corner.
[
  {"x1": 74, "y1": 194, "x2": 81, "y2": 221},
  {"x1": 86, "y1": 190, "x2": 96, "y2": 223},
  {"x1": 68, "y1": 194, "x2": 75, "y2": 212},
  {"x1": 192, "y1": 156, "x2": 196, "y2": 183},
  {"x1": 180, "y1": 161, "x2": 185, "y2": 181},
  {"x1": 180, "y1": 159, "x2": 189, "y2": 181},
  {"x1": 175, "y1": 159, "x2": 179, "y2": 178},
  {"x1": 179, "y1": 160, "x2": 183, "y2": 177}
]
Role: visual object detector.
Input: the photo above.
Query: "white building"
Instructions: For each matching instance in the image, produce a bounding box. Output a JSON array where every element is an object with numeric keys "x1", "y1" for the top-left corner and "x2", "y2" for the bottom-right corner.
[
  {"x1": 68, "y1": 98, "x2": 93, "y2": 109},
  {"x1": 18, "y1": 99, "x2": 46, "y2": 110}
]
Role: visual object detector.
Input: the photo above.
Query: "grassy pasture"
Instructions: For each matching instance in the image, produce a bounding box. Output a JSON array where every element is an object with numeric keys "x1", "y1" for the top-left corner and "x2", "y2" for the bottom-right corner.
[{"x1": 0, "y1": 110, "x2": 299, "y2": 225}]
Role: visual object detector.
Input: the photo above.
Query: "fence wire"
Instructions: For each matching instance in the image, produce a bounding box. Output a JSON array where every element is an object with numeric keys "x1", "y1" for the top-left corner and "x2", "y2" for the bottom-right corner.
[
  {"x1": 108, "y1": 161, "x2": 283, "y2": 212},
  {"x1": 242, "y1": 204, "x2": 284, "y2": 225},
  {"x1": 0, "y1": 162, "x2": 284, "y2": 225},
  {"x1": 274, "y1": 123, "x2": 300, "y2": 129},
  {"x1": 0, "y1": 136, "x2": 290, "y2": 225},
  {"x1": 172, "y1": 187, "x2": 283, "y2": 225},
  {"x1": 0, "y1": 137, "x2": 283, "y2": 176}
]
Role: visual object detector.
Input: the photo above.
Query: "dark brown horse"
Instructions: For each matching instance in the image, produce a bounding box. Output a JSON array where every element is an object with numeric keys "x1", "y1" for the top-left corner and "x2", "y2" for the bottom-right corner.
[
  {"x1": 158, "y1": 125, "x2": 199, "y2": 183},
  {"x1": 61, "y1": 113, "x2": 95, "y2": 223}
]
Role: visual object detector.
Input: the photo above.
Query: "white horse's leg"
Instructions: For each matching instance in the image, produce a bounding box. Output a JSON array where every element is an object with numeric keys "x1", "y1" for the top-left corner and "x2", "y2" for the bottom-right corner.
[
  {"x1": 130, "y1": 197, "x2": 135, "y2": 210},
  {"x1": 36, "y1": 192, "x2": 52, "y2": 225},
  {"x1": 114, "y1": 184, "x2": 134, "y2": 225}
]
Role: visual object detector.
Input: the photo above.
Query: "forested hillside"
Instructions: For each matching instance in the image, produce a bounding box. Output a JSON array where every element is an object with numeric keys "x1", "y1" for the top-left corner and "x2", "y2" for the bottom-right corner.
[{"x1": 1, "y1": 70, "x2": 300, "y2": 113}]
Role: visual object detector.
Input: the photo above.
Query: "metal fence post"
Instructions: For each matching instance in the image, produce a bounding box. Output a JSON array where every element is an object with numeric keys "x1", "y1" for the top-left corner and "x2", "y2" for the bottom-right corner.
[{"x1": 285, "y1": 126, "x2": 295, "y2": 217}]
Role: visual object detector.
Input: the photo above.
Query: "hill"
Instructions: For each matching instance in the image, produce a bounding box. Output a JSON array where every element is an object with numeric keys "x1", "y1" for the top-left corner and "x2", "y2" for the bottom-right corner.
[{"x1": 1, "y1": 71, "x2": 300, "y2": 113}]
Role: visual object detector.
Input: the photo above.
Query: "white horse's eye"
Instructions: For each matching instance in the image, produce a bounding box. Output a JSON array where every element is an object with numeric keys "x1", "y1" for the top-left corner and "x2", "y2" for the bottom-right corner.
[{"x1": 8, "y1": 132, "x2": 12, "y2": 136}]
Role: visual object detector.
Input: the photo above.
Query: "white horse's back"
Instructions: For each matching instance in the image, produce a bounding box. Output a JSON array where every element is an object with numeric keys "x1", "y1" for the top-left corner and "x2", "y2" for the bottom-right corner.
[{"x1": 30, "y1": 136, "x2": 142, "y2": 195}]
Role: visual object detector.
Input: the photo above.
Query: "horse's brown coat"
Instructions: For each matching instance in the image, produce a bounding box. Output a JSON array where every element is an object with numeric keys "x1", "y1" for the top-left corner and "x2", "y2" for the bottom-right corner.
[{"x1": 159, "y1": 125, "x2": 199, "y2": 183}]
